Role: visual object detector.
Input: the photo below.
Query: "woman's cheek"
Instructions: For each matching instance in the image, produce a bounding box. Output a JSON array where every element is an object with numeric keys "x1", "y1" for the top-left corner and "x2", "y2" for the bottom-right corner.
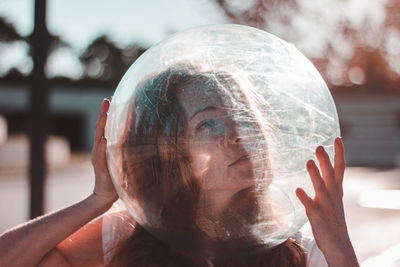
[
  {"x1": 189, "y1": 143, "x2": 226, "y2": 186},
  {"x1": 192, "y1": 152, "x2": 212, "y2": 177}
]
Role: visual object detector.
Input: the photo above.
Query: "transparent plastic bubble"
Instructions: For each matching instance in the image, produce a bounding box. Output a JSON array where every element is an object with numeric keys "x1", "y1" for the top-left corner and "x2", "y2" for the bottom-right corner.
[{"x1": 105, "y1": 24, "x2": 340, "y2": 259}]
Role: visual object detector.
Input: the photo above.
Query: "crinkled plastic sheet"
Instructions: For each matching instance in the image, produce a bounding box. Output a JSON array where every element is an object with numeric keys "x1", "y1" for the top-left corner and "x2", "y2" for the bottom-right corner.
[{"x1": 105, "y1": 24, "x2": 340, "y2": 259}]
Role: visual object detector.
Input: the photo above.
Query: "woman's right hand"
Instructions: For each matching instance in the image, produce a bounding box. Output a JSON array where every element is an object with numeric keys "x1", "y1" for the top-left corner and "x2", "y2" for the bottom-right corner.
[
  {"x1": 91, "y1": 98, "x2": 118, "y2": 206},
  {"x1": 0, "y1": 98, "x2": 118, "y2": 267}
]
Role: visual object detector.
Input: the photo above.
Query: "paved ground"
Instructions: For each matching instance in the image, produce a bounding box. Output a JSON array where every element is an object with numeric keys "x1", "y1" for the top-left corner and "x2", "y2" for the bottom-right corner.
[{"x1": 0, "y1": 154, "x2": 399, "y2": 266}]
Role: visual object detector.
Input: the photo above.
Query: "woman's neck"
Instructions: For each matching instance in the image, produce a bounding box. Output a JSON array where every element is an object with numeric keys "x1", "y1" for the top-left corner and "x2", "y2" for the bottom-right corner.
[{"x1": 197, "y1": 189, "x2": 234, "y2": 219}]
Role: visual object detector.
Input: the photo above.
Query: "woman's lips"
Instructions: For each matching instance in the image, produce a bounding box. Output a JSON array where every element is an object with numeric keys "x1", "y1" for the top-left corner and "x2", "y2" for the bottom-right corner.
[{"x1": 229, "y1": 154, "x2": 251, "y2": 167}]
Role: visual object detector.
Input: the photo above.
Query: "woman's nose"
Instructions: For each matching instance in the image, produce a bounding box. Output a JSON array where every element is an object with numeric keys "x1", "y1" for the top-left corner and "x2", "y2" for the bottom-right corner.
[
  {"x1": 219, "y1": 131, "x2": 242, "y2": 148},
  {"x1": 229, "y1": 136, "x2": 241, "y2": 144}
]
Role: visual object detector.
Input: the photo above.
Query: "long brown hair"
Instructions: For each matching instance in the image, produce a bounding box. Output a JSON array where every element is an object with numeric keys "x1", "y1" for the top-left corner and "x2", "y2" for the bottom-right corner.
[
  {"x1": 108, "y1": 224, "x2": 305, "y2": 267},
  {"x1": 108, "y1": 67, "x2": 306, "y2": 266}
]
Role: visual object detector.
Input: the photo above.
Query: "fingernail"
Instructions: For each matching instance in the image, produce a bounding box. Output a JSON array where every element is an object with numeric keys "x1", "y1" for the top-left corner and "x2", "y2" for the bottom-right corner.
[
  {"x1": 307, "y1": 160, "x2": 314, "y2": 167},
  {"x1": 317, "y1": 146, "x2": 324, "y2": 152}
]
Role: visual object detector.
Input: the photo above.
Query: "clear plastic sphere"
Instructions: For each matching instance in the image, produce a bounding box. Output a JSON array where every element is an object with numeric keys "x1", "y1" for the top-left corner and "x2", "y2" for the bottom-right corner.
[{"x1": 105, "y1": 24, "x2": 340, "y2": 259}]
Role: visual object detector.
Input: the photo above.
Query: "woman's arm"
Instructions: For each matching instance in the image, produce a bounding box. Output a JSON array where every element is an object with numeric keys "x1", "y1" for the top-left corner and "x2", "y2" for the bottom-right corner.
[
  {"x1": 296, "y1": 137, "x2": 359, "y2": 267},
  {"x1": 0, "y1": 98, "x2": 118, "y2": 267}
]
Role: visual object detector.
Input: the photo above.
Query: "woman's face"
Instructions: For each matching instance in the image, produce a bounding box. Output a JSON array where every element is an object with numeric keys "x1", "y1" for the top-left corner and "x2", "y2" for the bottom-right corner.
[{"x1": 177, "y1": 78, "x2": 264, "y2": 194}]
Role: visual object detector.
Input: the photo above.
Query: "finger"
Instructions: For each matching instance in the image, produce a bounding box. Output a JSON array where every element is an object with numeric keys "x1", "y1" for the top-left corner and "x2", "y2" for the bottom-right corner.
[
  {"x1": 94, "y1": 99, "x2": 110, "y2": 144},
  {"x1": 306, "y1": 160, "x2": 327, "y2": 198},
  {"x1": 334, "y1": 137, "x2": 345, "y2": 197},
  {"x1": 104, "y1": 98, "x2": 110, "y2": 112},
  {"x1": 296, "y1": 187, "x2": 314, "y2": 210},
  {"x1": 97, "y1": 136, "x2": 110, "y2": 173},
  {"x1": 316, "y1": 146, "x2": 335, "y2": 191}
]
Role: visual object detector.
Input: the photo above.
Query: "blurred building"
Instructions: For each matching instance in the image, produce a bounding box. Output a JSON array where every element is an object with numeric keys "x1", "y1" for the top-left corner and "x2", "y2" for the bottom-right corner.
[
  {"x1": 0, "y1": 80, "x2": 113, "y2": 151},
  {"x1": 334, "y1": 91, "x2": 400, "y2": 167}
]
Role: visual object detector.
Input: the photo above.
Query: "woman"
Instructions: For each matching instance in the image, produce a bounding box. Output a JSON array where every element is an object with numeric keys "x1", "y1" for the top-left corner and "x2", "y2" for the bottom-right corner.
[
  {"x1": 108, "y1": 68, "x2": 275, "y2": 262},
  {"x1": 0, "y1": 68, "x2": 359, "y2": 267}
]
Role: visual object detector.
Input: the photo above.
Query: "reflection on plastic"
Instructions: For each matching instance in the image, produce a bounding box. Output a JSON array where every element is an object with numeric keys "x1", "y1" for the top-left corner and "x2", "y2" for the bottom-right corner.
[{"x1": 105, "y1": 24, "x2": 340, "y2": 259}]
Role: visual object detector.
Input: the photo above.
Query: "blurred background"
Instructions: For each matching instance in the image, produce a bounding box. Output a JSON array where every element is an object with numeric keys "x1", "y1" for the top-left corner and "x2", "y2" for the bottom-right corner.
[{"x1": 0, "y1": 0, "x2": 399, "y2": 266}]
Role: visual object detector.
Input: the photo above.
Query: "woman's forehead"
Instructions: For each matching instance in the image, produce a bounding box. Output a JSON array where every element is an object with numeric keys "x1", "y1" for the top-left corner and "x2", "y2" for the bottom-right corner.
[{"x1": 177, "y1": 78, "x2": 228, "y2": 118}]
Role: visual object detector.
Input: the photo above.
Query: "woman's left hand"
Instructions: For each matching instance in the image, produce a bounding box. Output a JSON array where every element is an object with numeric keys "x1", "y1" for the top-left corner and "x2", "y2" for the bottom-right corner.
[{"x1": 296, "y1": 137, "x2": 359, "y2": 267}]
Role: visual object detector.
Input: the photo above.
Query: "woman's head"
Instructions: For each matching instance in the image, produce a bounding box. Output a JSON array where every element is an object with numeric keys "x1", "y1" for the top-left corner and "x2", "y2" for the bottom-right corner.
[
  {"x1": 177, "y1": 73, "x2": 262, "y2": 193},
  {"x1": 117, "y1": 65, "x2": 271, "y2": 257}
]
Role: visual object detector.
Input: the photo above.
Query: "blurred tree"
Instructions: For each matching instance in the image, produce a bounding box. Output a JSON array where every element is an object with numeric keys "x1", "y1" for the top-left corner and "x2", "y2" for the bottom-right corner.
[
  {"x1": 79, "y1": 35, "x2": 146, "y2": 85},
  {"x1": 121, "y1": 44, "x2": 146, "y2": 66},
  {"x1": 0, "y1": 15, "x2": 70, "y2": 78},
  {"x1": 36, "y1": 34, "x2": 69, "y2": 56},
  {"x1": 0, "y1": 17, "x2": 29, "y2": 77},
  {"x1": 0, "y1": 17, "x2": 26, "y2": 42},
  {"x1": 4, "y1": 67, "x2": 26, "y2": 80},
  {"x1": 0, "y1": 16, "x2": 146, "y2": 83},
  {"x1": 27, "y1": 31, "x2": 70, "y2": 64},
  {"x1": 214, "y1": 0, "x2": 400, "y2": 90},
  {"x1": 216, "y1": 0, "x2": 298, "y2": 30}
]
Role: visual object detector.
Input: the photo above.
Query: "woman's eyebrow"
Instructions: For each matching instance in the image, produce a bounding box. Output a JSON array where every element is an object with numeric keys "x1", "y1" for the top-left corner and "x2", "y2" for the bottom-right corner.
[{"x1": 190, "y1": 106, "x2": 218, "y2": 120}]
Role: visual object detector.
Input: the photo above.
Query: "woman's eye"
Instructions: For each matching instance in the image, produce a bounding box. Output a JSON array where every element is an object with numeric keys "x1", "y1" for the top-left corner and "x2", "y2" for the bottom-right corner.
[
  {"x1": 196, "y1": 119, "x2": 226, "y2": 136},
  {"x1": 197, "y1": 120, "x2": 216, "y2": 130}
]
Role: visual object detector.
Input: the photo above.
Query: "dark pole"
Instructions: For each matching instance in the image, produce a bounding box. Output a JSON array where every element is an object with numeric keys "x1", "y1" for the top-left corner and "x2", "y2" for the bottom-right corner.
[{"x1": 29, "y1": 0, "x2": 51, "y2": 218}]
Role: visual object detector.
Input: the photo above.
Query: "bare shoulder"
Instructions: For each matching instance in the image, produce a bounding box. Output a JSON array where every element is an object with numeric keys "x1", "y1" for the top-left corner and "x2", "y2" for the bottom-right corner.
[
  {"x1": 44, "y1": 209, "x2": 136, "y2": 267},
  {"x1": 295, "y1": 232, "x2": 329, "y2": 267},
  {"x1": 102, "y1": 209, "x2": 137, "y2": 242},
  {"x1": 102, "y1": 209, "x2": 136, "y2": 228},
  {"x1": 102, "y1": 209, "x2": 137, "y2": 263},
  {"x1": 54, "y1": 214, "x2": 105, "y2": 266}
]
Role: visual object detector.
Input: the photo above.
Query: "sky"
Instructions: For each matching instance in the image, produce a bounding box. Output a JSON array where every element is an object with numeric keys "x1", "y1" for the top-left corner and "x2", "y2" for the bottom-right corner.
[
  {"x1": 0, "y1": 0, "x2": 228, "y2": 78},
  {"x1": 0, "y1": 0, "x2": 229, "y2": 46}
]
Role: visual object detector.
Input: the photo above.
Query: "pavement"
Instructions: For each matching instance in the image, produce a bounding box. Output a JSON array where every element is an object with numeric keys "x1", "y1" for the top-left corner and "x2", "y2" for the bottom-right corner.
[{"x1": 0, "y1": 154, "x2": 399, "y2": 266}]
